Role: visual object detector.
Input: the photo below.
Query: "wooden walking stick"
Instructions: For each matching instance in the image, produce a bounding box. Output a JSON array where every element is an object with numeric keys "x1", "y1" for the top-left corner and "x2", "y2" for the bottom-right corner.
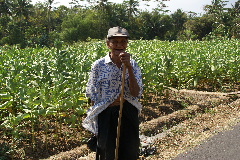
[{"x1": 115, "y1": 64, "x2": 126, "y2": 160}]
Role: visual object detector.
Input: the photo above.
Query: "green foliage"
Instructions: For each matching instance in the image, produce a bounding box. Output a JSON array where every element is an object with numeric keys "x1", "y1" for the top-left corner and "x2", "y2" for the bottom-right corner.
[
  {"x1": 0, "y1": 143, "x2": 11, "y2": 160},
  {"x1": 128, "y1": 39, "x2": 240, "y2": 94},
  {"x1": 0, "y1": 44, "x2": 98, "y2": 152},
  {"x1": 60, "y1": 9, "x2": 105, "y2": 43},
  {"x1": 135, "y1": 11, "x2": 173, "y2": 40},
  {"x1": 0, "y1": 0, "x2": 239, "y2": 47},
  {"x1": 0, "y1": 39, "x2": 239, "y2": 158},
  {"x1": 181, "y1": 15, "x2": 216, "y2": 40},
  {"x1": 202, "y1": 0, "x2": 240, "y2": 39}
]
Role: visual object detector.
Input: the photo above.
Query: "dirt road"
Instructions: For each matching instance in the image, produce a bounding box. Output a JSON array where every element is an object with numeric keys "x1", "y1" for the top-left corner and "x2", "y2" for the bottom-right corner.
[{"x1": 174, "y1": 122, "x2": 240, "y2": 160}]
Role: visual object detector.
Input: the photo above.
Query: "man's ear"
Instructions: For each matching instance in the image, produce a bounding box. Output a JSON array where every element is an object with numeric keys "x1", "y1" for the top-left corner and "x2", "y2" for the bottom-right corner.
[{"x1": 106, "y1": 41, "x2": 111, "y2": 48}]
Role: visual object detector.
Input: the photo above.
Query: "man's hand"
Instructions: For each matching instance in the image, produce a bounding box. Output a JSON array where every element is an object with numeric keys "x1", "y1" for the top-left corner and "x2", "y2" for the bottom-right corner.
[
  {"x1": 119, "y1": 52, "x2": 140, "y2": 97},
  {"x1": 119, "y1": 52, "x2": 131, "y2": 68}
]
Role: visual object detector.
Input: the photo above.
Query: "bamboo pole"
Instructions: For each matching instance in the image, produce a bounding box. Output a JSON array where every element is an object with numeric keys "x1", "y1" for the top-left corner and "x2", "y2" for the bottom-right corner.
[{"x1": 115, "y1": 64, "x2": 126, "y2": 160}]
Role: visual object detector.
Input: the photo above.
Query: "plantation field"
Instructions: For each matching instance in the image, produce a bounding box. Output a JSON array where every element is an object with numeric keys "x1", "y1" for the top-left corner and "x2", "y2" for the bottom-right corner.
[{"x1": 0, "y1": 39, "x2": 239, "y2": 159}]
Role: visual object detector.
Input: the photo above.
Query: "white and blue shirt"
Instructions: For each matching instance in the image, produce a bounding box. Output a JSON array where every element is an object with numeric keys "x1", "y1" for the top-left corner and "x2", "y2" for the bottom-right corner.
[{"x1": 82, "y1": 53, "x2": 143, "y2": 135}]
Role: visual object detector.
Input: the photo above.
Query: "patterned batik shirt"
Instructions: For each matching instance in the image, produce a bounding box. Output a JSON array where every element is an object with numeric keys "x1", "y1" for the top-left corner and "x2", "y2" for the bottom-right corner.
[{"x1": 82, "y1": 53, "x2": 143, "y2": 135}]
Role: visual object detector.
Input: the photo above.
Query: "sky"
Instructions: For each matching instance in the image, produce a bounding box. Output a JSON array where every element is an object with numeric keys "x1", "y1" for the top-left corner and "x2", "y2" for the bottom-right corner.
[{"x1": 31, "y1": 0, "x2": 238, "y2": 14}]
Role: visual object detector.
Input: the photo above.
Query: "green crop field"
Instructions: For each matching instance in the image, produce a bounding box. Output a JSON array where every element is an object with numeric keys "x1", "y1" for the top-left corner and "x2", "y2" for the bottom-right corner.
[
  {"x1": 0, "y1": 39, "x2": 239, "y2": 159},
  {"x1": 129, "y1": 39, "x2": 239, "y2": 96}
]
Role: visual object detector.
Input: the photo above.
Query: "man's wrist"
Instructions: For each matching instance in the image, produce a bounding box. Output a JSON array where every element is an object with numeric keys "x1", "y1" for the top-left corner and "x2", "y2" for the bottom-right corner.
[{"x1": 126, "y1": 63, "x2": 133, "y2": 69}]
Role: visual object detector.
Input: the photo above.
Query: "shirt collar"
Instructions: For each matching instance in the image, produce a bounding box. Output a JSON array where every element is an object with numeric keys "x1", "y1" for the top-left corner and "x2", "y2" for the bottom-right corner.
[{"x1": 104, "y1": 52, "x2": 113, "y2": 64}]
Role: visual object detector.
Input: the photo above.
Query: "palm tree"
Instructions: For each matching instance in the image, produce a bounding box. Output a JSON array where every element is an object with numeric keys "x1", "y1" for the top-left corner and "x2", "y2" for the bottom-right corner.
[
  {"x1": 0, "y1": 0, "x2": 12, "y2": 17},
  {"x1": 12, "y1": 0, "x2": 33, "y2": 21},
  {"x1": 124, "y1": 0, "x2": 139, "y2": 17},
  {"x1": 47, "y1": 0, "x2": 54, "y2": 33}
]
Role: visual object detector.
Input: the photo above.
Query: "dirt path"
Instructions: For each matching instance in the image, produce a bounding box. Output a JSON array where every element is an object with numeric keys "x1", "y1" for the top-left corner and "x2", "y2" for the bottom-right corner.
[{"x1": 145, "y1": 98, "x2": 240, "y2": 160}]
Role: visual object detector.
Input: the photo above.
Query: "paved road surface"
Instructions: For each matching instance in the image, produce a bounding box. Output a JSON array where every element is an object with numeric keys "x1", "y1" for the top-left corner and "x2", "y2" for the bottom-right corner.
[{"x1": 174, "y1": 122, "x2": 240, "y2": 160}]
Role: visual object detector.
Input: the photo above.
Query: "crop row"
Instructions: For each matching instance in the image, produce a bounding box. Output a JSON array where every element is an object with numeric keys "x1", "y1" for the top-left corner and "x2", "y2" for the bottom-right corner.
[
  {"x1": 129, "y1": 39, "x2": 239, "y2": 95},
  {"x1": 0, "y1": 39, "x2": 239, "y2": 158}
]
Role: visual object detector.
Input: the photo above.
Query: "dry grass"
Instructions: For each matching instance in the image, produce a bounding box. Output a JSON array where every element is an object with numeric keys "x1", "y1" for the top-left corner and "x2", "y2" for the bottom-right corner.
[{"x1": 146, "y1": 99, "x2": 240, "y2": 160}]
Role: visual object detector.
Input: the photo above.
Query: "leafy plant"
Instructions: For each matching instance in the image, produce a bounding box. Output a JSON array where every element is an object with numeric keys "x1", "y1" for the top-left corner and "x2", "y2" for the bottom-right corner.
[{"x1": 0, "y1": 39, "x2": 239, "y2": 158}]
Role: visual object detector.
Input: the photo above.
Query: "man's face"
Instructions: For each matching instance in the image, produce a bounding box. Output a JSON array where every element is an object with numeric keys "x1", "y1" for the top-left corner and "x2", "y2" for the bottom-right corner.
[{"x1": 107, "y1": 37, "x2": 128, "y2": 55}]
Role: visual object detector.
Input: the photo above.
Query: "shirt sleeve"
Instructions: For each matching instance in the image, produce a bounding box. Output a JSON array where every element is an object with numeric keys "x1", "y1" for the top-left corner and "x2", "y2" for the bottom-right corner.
[
  {"x1": 132, "y1": 59, "x2": 143, "y2": 98},
  {"x1": 86, "y1": 61, "x2": 99, "y2": 102}
]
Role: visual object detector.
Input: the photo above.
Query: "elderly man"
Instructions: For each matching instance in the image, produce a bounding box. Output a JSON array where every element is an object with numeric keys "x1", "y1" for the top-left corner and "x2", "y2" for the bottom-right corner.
[{"x1": 83, "y1": 26, "x2": 143, "y2": 160}]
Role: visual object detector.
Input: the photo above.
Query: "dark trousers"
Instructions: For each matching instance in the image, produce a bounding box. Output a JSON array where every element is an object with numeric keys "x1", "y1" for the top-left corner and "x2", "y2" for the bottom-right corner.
[{"x1": 96, "y1": 101, "x2": 140, "y2": 160}]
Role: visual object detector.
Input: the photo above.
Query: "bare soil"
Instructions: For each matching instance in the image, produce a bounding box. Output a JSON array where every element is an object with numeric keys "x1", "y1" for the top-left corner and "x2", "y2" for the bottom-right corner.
[
  {"x1": 1, "y1": 85, "x2": 239, "y2": 160},
  {"x1": 41, "y1": 88, "x2": 239, "y2": 160},
  {"x1": 143, "y1": 91, "x2": 240, "y2": 160}
]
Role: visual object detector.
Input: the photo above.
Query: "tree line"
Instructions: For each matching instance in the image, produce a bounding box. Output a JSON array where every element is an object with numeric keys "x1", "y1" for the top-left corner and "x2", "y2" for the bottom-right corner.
[{"x1": 0, "y1": 0, "x2": 239, "y2": 48}]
